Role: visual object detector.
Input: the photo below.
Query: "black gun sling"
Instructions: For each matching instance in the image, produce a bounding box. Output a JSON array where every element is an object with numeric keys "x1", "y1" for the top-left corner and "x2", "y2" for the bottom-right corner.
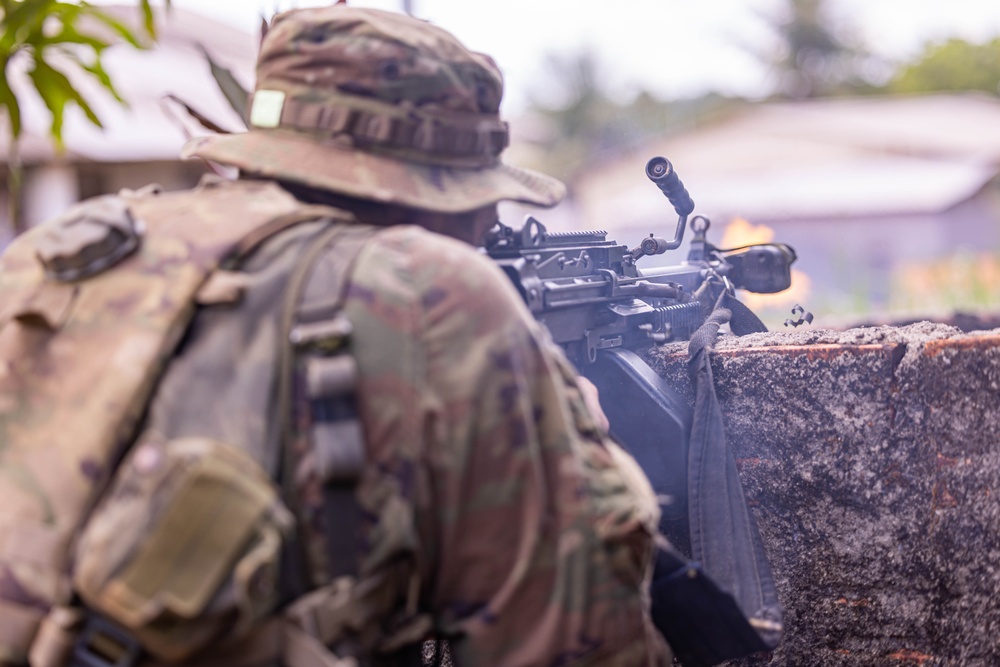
[{"x1": 649, "y1": 303, "x2": 783, "y2": 667}]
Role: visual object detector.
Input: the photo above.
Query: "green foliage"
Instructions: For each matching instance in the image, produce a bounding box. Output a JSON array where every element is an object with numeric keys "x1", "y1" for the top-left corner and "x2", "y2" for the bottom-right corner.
[
  {"x1": 523, "y1": 50, "x2": 740, "y2": 183},
  {"x1": 750, "y1": 0, "x2": 879, "y2": 98},
  {"x1": 889, "y1": 38, "x2": 1000, "y2": 96},
  {"x1": 0, "y1": 0, "x2": 166, "y2": 148}
]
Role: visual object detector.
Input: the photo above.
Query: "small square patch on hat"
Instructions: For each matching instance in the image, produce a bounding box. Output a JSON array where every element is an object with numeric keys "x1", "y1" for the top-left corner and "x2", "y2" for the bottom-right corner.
[{"x1": 250, "y1": 90, "x2": 286, "y2": 129}]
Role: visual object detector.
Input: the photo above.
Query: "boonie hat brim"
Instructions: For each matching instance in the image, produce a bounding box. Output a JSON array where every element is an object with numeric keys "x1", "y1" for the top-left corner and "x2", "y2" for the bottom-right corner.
[{"x1": 183, "y1": 130, "x2": 565, "y2": 214}]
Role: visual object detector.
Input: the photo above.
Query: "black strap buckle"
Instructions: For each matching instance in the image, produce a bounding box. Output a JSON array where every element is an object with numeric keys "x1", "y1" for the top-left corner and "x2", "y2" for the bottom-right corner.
[{"x1": 71, "y1": 616, "x2": 142, "y2": 667}]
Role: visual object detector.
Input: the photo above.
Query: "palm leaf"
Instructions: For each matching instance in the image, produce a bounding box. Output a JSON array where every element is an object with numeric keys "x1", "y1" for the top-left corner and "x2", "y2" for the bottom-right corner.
[
  {"x1": 0, "y1": 0, "x2": 162, "y2": 146},
  {"x1": 0, "y1": 59, "x2": 22, "y2": 137},
  {"x1": 55, "y1": 46, "x2": 125, "y2": 104},
  {"x1": 82, "y1": 4, "x2": 146, "y2": 49},
  {"x1": 140, "y1": 0, "x2": 154, "y2": 38},
  {"x1": 198, "y1": 43, "x2": 249, "y2": 124},
  {"x1": 163, "y1": 93, "x2": 230, "y2": 134},
  {"x1": 0, "y1": 0, "x2": 56, "y2": 52},
  {"x1": 29, "y1": 56, "x2": 103, "y2": 147},
  {"x1": 135, "y1": 0, "x2": 171, "y2": 39}
]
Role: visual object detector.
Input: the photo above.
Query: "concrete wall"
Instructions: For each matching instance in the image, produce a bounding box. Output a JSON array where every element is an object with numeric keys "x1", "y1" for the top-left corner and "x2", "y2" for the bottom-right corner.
[
  {"x1": 22, "y1": 164, "x2": 79, "y2": 228},
  {"x1": 642, "y1": 323, "x2": 1000, "y2": 666}
]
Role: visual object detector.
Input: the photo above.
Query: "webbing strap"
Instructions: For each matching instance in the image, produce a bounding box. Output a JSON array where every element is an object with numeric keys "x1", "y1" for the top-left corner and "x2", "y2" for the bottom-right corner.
[
  {"x1": 231, "y1": 205, "x2": 352, "y2": 264},
  {"x1": 274, "y1": 224, "x2": 378, "y2": 587},
  {"x1": 716, "y1": 291, "x2": 767, "y2": 336},
  {"x1": 274, "y1": 226, "x2": 375, "y2": 498},
  {"x1": 686, "y1": 307, "x2": 782, "y2": 655},
  {"x1": 323, "y1": 486, "x2": 362, "y2": 580},
  {"x1": 252, "y1": 91, "x2": 509, "y2": 168},
  {"x1": 54, "y1": 601, "x2": 357, "y2": 667},
  {"x1": 274, "y1": 224, "x2": 351, "y2": 496}
]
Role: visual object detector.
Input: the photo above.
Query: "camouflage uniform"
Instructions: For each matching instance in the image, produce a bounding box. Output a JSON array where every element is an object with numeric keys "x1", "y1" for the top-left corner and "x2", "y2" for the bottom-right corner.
[
  {"x1": 188, "y1": 7, "x2": 671, "y2": 665},
  {"x1": 0, "y1": 6, "x2": 670, "y2": 666},
  {"x1": 328, "y1": 225, "x2": 668, "y2": 665}
]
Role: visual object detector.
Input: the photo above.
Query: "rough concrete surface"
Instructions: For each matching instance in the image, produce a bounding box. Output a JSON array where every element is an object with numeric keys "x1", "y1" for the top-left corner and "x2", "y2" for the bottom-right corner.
[{"x1": 643, "y1": 323, "x2": 1000, "y2": 667}]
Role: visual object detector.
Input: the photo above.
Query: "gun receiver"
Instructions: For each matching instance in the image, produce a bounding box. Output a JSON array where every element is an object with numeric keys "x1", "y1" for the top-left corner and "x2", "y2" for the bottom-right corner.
[{"x1": 485, "y1": 156, "x2": 797, "y2": 366}]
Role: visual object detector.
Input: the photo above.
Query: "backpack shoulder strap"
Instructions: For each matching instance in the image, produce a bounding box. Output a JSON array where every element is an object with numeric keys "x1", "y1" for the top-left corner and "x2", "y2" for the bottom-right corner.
[{"x1": 275, "y1": 224, "x2": 378, "y2": 584}]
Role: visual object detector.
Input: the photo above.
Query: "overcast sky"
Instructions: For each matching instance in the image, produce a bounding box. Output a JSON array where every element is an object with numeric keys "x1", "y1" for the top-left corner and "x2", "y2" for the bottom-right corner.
[{"x1": 160, "y1": 0, "x2": 1000, "y2": 113}]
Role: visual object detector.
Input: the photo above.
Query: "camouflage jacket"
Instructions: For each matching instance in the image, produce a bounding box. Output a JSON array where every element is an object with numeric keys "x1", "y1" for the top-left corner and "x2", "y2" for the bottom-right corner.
[
  {"x1": 0, "y1": 175, "x2": 667, "y2": 666},
  {"x1": 299, "y1": 224, "x2": 672, "y2": 666}
]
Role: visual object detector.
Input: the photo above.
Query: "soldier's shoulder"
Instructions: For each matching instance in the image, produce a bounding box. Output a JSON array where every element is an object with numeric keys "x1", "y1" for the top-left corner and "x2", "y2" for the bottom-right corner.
[
  {"x1": 350, "y1": 224, "x2": 529, "y2": 325},
  {"x1": 370, "y1": 224, "x2": 517, "y2": 293},
  {"x1": 370, "y1": 224, "x2": 485, "y2": 261}
]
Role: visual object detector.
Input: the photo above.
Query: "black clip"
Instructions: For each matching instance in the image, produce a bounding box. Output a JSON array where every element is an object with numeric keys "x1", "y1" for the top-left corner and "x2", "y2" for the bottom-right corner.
[
  {"x1": 71, "y1": 616, "x2": 142, "y2": 667},
  {"x1": 784, "y1": 304, "x2": 814, "y2": 328}
]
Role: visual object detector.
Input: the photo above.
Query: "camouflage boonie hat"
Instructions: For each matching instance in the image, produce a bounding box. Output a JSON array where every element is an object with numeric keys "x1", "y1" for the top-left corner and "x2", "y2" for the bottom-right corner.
[{"x1": 183, "y1": 6, "x2": 565, "y2": 213}]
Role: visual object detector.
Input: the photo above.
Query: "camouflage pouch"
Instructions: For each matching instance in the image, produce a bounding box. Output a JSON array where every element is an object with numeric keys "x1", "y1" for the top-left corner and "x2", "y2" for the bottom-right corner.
[{"x1": 72, "y1": 435, "x2": 294, "y2": 663}]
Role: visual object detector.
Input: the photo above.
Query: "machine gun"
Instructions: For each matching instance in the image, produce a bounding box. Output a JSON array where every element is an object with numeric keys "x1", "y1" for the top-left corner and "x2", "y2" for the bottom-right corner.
[
  {"x1": 485, "y1": 156, "x2": 797, "y2": 365},
  {"x1": 486, "y1": 158, "x2": 792, "y2": 665},
  {"x1": 485, "y1": 156, "x2": 798, "y2": 545}
]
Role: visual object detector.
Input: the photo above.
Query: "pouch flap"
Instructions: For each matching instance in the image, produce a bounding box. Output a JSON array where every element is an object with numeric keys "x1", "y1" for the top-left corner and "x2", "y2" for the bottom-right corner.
[
  {"x1": 0, "y1": 282, "x2": 77, "y2": 331},
  {"x1": 74, "y1": 437, "x2": 286, "y2": 628},
  {"x1": 34, "y1": 195, "x2": 141, "y2": 282},
  {"x1": 109, "y1": 454, "x2": 274, "y2": 622}
]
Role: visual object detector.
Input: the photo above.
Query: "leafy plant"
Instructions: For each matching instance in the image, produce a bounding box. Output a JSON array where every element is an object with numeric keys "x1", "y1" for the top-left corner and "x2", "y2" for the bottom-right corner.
[
  {"x1": 0, "y1": 0, "x2": 168, "y2": 146},
  {"x1": 198, "y1": 42, "x2": 248, "y2": 123},
  {"x1": 889, "y1": 38, "x2": 1000, "y2": 96},
  {"x1": 746, "y1": 0, "x2": 883, "y2": 98},
  {"x1": 0, "y1": 0, "x2": 166, "y2": 232}
]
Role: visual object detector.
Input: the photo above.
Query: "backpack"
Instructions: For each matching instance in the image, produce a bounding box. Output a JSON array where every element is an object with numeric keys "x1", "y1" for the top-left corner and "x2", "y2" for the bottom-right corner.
[{"x1": 0, "y1": 177, "x2": 381, "y2": 666}]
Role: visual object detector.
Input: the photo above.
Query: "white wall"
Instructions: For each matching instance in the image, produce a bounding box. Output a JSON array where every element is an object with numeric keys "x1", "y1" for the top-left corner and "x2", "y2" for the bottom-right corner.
[{"x1": 22, "y1": 164, "x2": 79, "y2": 228}]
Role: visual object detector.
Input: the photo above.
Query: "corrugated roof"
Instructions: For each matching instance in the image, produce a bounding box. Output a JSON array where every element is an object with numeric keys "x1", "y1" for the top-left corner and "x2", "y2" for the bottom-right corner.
[
  {"x1": 1, "y1": 5, "x2": 256, "y2": 164},
  {"x1": 574, "y1": 93, "x2": 1000, "y2": 225}
]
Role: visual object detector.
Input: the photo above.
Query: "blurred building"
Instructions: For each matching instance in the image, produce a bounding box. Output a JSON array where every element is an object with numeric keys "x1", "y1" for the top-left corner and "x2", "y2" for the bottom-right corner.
[
  {"x1": 6, "y1": 8, "x2": 1000, "y2": 326},
  {"x1": 567, "y1": 93, "x2": 1000, "y2": 322},
  {"x1": 0, "y1": 5, "x2": 255, "y2": 245}
]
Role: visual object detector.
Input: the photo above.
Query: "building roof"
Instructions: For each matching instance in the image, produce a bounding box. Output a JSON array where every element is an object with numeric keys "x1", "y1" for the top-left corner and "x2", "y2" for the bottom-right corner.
[
  {"x1": 574, "y1": 93, "x2": 1000, "y2": 228},
  {"x1": 2, "y1": 5, "x2": 256, "y2": 165}
]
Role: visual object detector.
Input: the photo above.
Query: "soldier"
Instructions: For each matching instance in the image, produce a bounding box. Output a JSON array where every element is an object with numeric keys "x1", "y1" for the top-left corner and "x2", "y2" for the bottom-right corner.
[{"x1": 0, "y1": 5, "x2": 670, "y2": 667}]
